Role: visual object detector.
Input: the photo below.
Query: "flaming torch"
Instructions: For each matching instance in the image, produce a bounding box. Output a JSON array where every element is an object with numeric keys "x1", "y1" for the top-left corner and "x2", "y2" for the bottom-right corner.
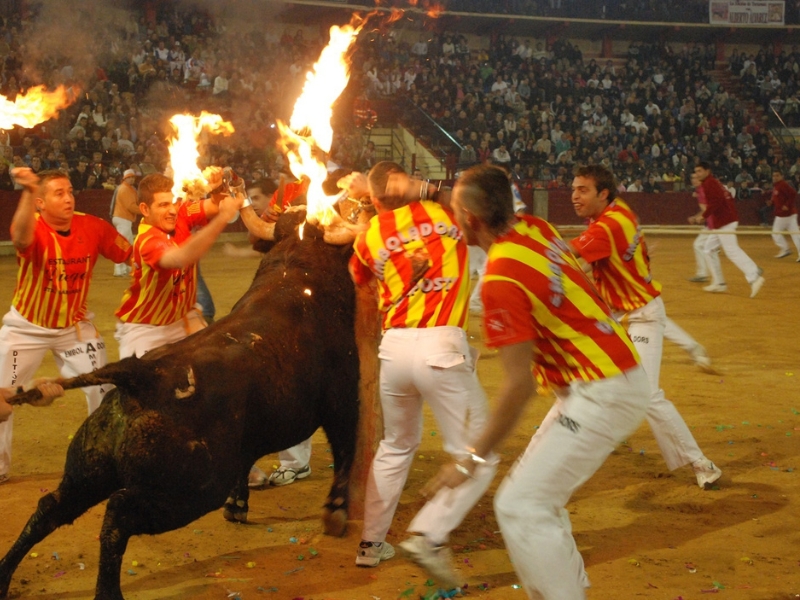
[
  {"x1": 0, "y1": 85, "x2": 73, "y2": 130},
  {"x1": 276, "y1": 19, "x2": 364, "y2": 227},
  {"x1": 166, "y1": 111, "x2": 235, "y2": 202}
]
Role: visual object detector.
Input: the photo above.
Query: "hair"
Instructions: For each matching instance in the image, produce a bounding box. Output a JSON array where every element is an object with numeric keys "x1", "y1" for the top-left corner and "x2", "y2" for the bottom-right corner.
[
  {"x1": 247, "y1": 177, "x2": 278, "y2": 196},
  {"x1": 574, "y1": 164, "x2": 617, "y2": 200},
  {"x1": 37, "y1": 169, "x2": 70, "y2": 193},
  {"x1": 138, "y1": 173, "x2": 173, "y2": 207},
  {"x1": 455, "y1": 164, "x2": 514, "y2": 233},
  {"x1": 696, "y1": 160, "x2": 712, "y2": 171},
  {"x1": 367, "y1": 160, "x2": 407, "y2": 209}
]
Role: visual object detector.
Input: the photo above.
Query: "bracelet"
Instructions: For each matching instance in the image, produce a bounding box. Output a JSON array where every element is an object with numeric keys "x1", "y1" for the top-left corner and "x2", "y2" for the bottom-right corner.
[
  {"x1": 240, "y1": 195, "x2": 252, "y2": 209},
  {"x1": 465, "y1": 447, "x2": 487, "y2": 464},
  {"x1": 454, "y1": 463, "x2": 475, "y2": 479},
  {"x1": 419, "y1": 180, "x2": 428, "y2": 200}
]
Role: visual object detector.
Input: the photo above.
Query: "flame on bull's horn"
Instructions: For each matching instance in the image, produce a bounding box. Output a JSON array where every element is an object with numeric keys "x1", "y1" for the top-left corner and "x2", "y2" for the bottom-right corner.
[
  {"x1": 277, "y1": 18, "x2": 363, "y2": 226},
  {"x1": 0, "y1": 85, "x2": 73, "y2": 130},
  {"x1": 167, "y1": 112, "x2": 234, "y2": 202}
]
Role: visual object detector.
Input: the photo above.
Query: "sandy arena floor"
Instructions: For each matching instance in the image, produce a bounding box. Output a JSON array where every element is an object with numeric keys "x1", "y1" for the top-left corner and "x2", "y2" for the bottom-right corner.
[{"x1": 0, "y1": 232, "x2": 798, "y2": 600}]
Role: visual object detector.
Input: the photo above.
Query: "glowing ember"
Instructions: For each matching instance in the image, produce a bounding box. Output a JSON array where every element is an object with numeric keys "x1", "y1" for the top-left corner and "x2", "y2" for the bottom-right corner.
[
  {"x1": 278, "y1": 19, "x2": 363, "y2": 226},
  {"x1": 0, "y1": 85, "x2": 72, "y2": 130},
  {"x1": 167, "y1": 112, "x2": 234, "y2": 202}
]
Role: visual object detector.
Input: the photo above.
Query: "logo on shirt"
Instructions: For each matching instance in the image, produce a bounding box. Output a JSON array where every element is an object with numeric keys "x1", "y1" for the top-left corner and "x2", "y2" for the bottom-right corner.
[{"x1": 484, "y1": 308, "x2": 516, "y2": 343}]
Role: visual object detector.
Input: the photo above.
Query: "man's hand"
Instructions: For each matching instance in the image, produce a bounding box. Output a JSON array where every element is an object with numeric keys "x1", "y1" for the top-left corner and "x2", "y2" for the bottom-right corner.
[
  {"x1": 11, "y1": 167, "x2": 39, "y2": 192},
  {"x1": 421, "y1": 459, "x2": 475, "y2": 498},
  {"x1": 337, "y1": 172, "x2": 369, "y2": 200}
]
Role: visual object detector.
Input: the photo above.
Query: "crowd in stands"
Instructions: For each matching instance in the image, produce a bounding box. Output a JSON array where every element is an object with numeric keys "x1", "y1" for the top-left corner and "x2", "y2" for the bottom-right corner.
[
  {"x1": 0, "y1": 0, "x2": 798, "y2": 207},
  {"x1": 729, "y1": 47, "x2": 800, "y2": 127},
  {"x1": 358, "y1": 29, "x2": 800, "y2": 200}
]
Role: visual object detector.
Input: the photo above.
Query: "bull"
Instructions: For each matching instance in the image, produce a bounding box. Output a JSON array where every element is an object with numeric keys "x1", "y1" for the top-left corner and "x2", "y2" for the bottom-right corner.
[{"x1": 0, "y1": 209, "x2": 360, "y2": 600}]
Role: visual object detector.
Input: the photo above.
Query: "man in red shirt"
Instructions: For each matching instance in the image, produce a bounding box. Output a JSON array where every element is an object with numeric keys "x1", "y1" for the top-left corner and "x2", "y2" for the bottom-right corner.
[
  {"x1": 423, "y1": 164, "x2": 650, "y2": 599},
  {"x1": 114, "y1": 172, "x2": 241, "y2": 358},
  {"x1": 769, "y1": 170, "x2": 800, "y2": 260},
  {"x1": 694, "y1": 161, "x2": 765, "y2": 297},
  {"x1": 0, "y1": 168, "x2": 133, "y2": 483},
  {"x1": 349, "y1": 162, "x2": 498, "y2": 589}
]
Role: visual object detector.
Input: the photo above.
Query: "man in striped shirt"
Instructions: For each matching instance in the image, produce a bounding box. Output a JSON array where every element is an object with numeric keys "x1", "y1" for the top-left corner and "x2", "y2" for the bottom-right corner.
[
  {"x1": 569, "y1": 164, "x2": 722, "y2": 489},
  {"x1": 350, "y1": 162, "x2": 498, "y2": 589},
  {"x1": 114, "y1": 172, "x2": 241, "y2": 358},
  {"x1": 423, "y1": 164, "x2": 650, "y2": 599},
  {"x1": 0, "y1": 168, "x2": 132, "y2": 483}
]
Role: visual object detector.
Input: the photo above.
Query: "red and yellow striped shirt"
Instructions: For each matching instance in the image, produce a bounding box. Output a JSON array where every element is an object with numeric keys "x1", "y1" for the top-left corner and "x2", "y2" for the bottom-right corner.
[
  {"x1": 350, "y1": 200, "x2": 470, "y2": 331},
  {"x1": 570, "y1": 199, "x2": 661, "y2": 312},
  {"x1": 116, "y1": 201, "x2": 208, "y2": 325},
  {"x1": 482, "y1": 215, "x2": 639, "y2": 388},
  {"x1": 13, "y1": 213, "x2": 132, "y2": 329}
]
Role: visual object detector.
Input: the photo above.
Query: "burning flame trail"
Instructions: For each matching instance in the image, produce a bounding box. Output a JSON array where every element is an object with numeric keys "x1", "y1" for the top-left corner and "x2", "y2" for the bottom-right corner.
[
  {"x1": 277, "y1": 19, "x2": 363, "y2": 226},
  {"x1": 167, "y1": 112, "x2": 234, "y2": 202},
  {"x1": 0, "y1": 85, "x2": 73, "y2": 130}
]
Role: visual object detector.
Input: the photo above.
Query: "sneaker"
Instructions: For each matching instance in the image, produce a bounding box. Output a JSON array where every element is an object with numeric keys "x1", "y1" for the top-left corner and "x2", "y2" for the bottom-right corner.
[
  {"x1": 692, "y1": 458, "x2": 722, "y2": 489},
  {"x1": 355, "y1": 541, "x2": 395, "y2": 567},
  {"x1": 0, "y1": 474, "x2": 8, "y2": 485},
  {"x1": 248, "y1": 465, "x2": 267, "y2": 488},
  {"x1": 690, "y1": 345, "x2": 713, "y2": 373},
  {"x1": 399, "y1": 535, "x2": 460, "y2": 590},
  {"x1": 268, "y1": 464, "x2": 311, "y2": 487},
  {"x1": 749, "y1": 275, "x2": 765, "y2": 299},
  {"x1": 775, "y1": 249, "x2": 791, "y2": 259},
  {"x1": 688, "y1": 275, "x2": 709, "y2": 283},
  {"x1": 703, "y1": 283, "x2": 727, "y2": 293}
]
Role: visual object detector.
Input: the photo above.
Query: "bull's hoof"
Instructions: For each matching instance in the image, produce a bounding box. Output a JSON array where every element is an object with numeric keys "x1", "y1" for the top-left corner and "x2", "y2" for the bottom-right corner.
[
  {"x1": 322, "y1": 507, "x2": 347, "y2": 537},
  {"x1": 222, "y1": 499, "x2": 248, "y2": 524}
]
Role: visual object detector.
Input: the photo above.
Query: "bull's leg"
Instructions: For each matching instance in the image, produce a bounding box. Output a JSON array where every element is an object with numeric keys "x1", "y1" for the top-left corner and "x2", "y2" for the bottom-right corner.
[
  {"x1": 222, "y1": 466, "x2": 251, "y2": 524},
  {"x1": 96, "y1": 488, "x2": 215, "y2": 600},
  {"x1": 0, "y1": 484, "x2": 107, "y2": 598},
  {"x1": 319, "y1": 388, "x2": 359, "y2": 537}
]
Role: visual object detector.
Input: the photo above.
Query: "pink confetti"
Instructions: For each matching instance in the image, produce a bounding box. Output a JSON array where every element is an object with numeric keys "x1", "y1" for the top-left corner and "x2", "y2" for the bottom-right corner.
[{"x1": 53, "y1": 571, "x2": 66, "y2": 578}]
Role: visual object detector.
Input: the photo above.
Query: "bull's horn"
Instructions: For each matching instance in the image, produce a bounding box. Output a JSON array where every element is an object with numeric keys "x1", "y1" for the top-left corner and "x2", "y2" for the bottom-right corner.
[{"x1": 240, "y1": 206, "x2": 276, "y2": 241}]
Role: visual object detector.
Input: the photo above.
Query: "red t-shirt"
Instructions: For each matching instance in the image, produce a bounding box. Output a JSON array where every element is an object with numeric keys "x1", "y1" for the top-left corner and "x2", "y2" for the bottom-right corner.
[
  {"x1": 701, "y1": 175, "x2": 737, "y2": 229},
  {"x1": 772, "y1": 179, "x2": 797, "y2": 217}
]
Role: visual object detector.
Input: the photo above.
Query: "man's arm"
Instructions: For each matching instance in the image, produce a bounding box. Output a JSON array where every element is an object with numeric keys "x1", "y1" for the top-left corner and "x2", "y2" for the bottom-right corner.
[
  {"x1": 158, "y1": 194, "x2": 241, "y2": 270},
  {"x1": 422, "y1": 341, "x2": 535, "y2": 495},
  {"x1": 9, "y1": 168, "x2": 41, "y2": 251}
]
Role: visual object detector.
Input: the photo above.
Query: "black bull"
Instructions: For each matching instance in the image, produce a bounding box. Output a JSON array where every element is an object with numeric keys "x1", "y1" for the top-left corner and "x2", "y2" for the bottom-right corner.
[{"x1": 0, "y1": 212, "x2": 360, "y2": 600}]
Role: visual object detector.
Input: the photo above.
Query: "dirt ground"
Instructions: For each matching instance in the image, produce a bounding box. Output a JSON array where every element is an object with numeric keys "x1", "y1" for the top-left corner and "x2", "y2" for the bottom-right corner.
[{"x1": 0, "y1": 232, "x2": 798, "y2": 600}]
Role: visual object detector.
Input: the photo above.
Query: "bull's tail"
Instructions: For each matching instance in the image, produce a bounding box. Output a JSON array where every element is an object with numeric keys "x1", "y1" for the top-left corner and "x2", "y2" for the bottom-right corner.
[{"x1": 7, "y1": 357, "x2": 148, "y2": 406}]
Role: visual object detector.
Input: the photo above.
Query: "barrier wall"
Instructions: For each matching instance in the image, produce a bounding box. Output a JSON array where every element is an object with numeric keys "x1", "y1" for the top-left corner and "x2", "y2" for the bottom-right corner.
[{"x1": 0, "y1": 188, "x2": 763, "y2": 242}]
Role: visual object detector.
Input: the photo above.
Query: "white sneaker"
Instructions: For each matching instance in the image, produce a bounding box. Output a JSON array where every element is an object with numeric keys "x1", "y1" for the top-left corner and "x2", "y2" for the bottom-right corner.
[
  {"x1": 775, "y1": 249, "x2": 791, "y2": 259},
  {"x1": 268, "y1": 464, "x2": 311, "y2": 486},
  {"x1": 690, "y1": 345, "x2": 713, "y2": 373},
  {"x1": 749, "y1": 275, "x2": 765, "y2": 298},
  {"x1": 692, "y1": 458, "x2": 722, "y2": 489},
  {"x1": 248, "y1": 465, "x2": 267, "y2": 488},
  {"x1": 355, "y1": 541, "x2": 395, "y2": 567},
  {"x1": 688, "y1": 275, "x2": 709, "y2": 283},
  {"x1": 399, "y1": 535, "x2": 460, "y2": 590},
  {"x1": 703, "y1": 283, "x2": 727, "y2": 293}
]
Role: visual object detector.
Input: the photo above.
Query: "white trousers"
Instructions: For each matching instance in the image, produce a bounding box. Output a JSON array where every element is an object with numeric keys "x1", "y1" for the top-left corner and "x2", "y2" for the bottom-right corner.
[
  {"x1": 625, "y1": 297, "x2": 704, "y2": 470},
  {"x1": 703, "y1": 221, "x2": 760, "y2": 286},
  {"x1": 112, "y1": 217, "x2": 134, "y2": 277},
  {"x1": 494, "y1": 366, "x2": 650, "y2": 600},
  {"x1": 114, "y1": 307, "x2": 207, "y2": 359},
  {"x1": 663, "y1": 316, "x2": 701, "y2": 355},
  {"x1": 362, "y1": 326, "x2": 498, "y2": 545},
  {"x1": 772, "y1": 215, "x2": 800, "y2": 253},
  {"x1": 278, "y1": 437, "x2": 312, "y2": 468},
  {"x1": 0, "y1": 307, "x2": 110, "y2": 476},
  {"x1": 693, "y1": 230, "x2": 710, "y2": 277},
  {"x1": 468, "y1": 246, "x2": 488, "y2": 314}
]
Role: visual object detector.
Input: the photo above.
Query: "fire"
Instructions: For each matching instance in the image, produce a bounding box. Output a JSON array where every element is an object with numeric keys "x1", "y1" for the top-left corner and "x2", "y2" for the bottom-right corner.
[
  {"x1": 167, "y1": 112, "x2": 234, "y2": 202},
  {"x1": 277, "y1": 19, "x2": 363, "y2": 226},
  {"x1": 0, "y1": 85, "x2": 73, "y2": 130}
]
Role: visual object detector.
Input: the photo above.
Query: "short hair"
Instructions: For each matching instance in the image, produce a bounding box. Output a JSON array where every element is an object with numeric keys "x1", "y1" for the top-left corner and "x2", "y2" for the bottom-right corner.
[
  {"x1": 138, "y1": 173, "x2": 173, "y2": 207},
  {"x1": 37, "y1": 170, "x2": 70, "y2": 193},
  {"x1": 247, "y1": 177, "x2": 278, "y2": 196},
  {"x1": 367, "y1": 161, "x2": 406, "y2": 210},
  {"x1": 696, "y1": 160, "x2": 712, "y2": 171},
  {"x1": 455, "y1": 164, "x2": 513, "y2": 233},
  {"x1": 574, "y1": 164, "x2": 617, "y2": 199}
]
